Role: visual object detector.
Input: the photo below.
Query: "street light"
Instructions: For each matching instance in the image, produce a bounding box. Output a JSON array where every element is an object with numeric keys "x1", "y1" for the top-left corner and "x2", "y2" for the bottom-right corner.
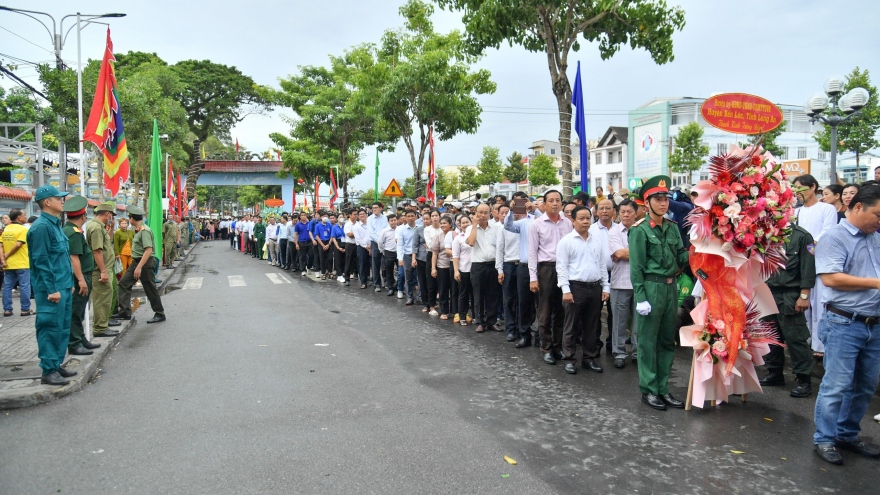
[
  {"x1": 803, "y1": 75, "x2": 872, "y2": 183},
  {"x1": 0, "y1": 6, "x2": 126, "y2": 192}
]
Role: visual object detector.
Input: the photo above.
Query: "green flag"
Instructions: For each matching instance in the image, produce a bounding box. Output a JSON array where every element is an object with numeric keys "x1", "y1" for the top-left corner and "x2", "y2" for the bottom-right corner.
[
  {"x1": 148, "y1": 119, "x2": 164, "y2": 261},
  {"x1": 374, "y1": 149, "x2": 379, "y2": 201}
]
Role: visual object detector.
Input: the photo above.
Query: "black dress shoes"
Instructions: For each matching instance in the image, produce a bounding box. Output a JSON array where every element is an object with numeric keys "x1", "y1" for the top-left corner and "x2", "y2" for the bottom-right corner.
[
  {"x1": 543, "y1": 353, "x2": 557, "y2": 365},
  {"x1": 387, "y1": 289, "x2": 395, "y2": 296},
  {"x1": 790, "y1": 379, "x2": 812, "y2": 398},
  {"x1": 68, "y1": 346, "x2": 93, "y2": 356},
  {"x1": 613, "y1": 358, "x2": 625, "y2": 369},
  {"x1": 583, "y1": 359, "x2": 603, "y2": 373},
  {"x1": 564, "y1": 362, "x2": 577, "y2": 374},
  {"x1": 93, "y1": 330, "x2": 120, "y2": 338},
  {"x1": 642, "y1": 393, "x2": 667, "y2": 410},
  {"x1": 111, "y1": 312, "x2": 132, "y2": 320},
  {"x1": 405, "y1": 298, "x2": 414, "y2": 306},
  {"x1": 514, "y1": 338, "x2": 531, "y2": 349},
  {"x1": 107, "y1": 319, "x2": 121, "y2": 327},
  {"x1": 506, "y1": 334, "x2": 517, "y2": 342},
  {"x1": 815, "y1": 444, "x2": 843, "y2": 465},
  {"x1": 82, "y1": 340, "x2": 101, "y2": 350},
  {"x1": 551, "y1": 350, "x2": 564, "y2": 361},
  {"x1": 835, "y1": 438, "x2": 880, "y2": 458},
  {"x1": 41, "y1": 371, "x2": 70, "y2": 386},
  {"x1": 57, "y1": 367, "x2": 78, "y2": 378},
  {"x1": 660, "y1": 394, "x2": 685, "y2": 409},
  {"x1": 146, "y1": 314, "x2": 166, "y2": 324},
  {"x1": 759, "y1": 371, "x2": 785, "y2": 387}
]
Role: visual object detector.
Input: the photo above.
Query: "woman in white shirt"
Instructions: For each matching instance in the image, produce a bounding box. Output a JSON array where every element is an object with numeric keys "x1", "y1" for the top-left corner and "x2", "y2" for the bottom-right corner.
[{"x1": 452, "y1": 215, "x2": 474, "y2": 326}]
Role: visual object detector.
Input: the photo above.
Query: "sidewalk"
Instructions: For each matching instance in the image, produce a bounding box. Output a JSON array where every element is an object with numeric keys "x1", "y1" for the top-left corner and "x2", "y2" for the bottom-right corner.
[{"x1": 0, "y1": 244, "x2": 196, "y2": 410}]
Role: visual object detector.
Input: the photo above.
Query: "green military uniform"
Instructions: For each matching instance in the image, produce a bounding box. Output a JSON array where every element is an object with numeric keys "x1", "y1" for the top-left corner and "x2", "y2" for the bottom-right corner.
[
  {"x1": 764, "y1": 225, "x2": 816, "y2": 379},
  {"x1": 629, "y1": 176, "x2": 689, "y2": 399},
  {"x1": 178, "y1": 220, "x2": 189, "y2": 250},
  {"x1": 116, "y1": 205, "x2": 165, "y2": 318},
  {"x1": 88, "y1": 202, "x2": 117, "y2": 336},
  {"x1": 63, "y1": 197, "x2": 95, "y2": 352},
  {"x1": 162, "y1": 219, "x2": 179, "y2": 267},
  {"x1": 253, "y1": 220, "x2": 266, "y2": 259},
  {"x1": 28, "y1": 186, "x2": 74, "y2": 377}
]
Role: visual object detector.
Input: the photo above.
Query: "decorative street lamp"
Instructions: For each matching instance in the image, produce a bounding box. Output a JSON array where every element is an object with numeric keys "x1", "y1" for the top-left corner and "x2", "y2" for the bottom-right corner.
[{"x1": 803, "y1": 76, "x2": 871, "y2": 183}]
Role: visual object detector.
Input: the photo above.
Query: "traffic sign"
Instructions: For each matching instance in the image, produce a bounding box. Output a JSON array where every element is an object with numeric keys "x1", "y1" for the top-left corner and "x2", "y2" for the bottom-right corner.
[{"x1": 383, "y1": 178, "x2": 404, "y2": 197}]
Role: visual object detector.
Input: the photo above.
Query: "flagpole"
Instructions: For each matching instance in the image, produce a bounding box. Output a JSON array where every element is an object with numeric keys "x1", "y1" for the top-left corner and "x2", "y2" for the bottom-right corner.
[
  {"x1": 374, "y1": 149, "x2": 379, "y2": 202},
  {"x1": 76, "y1": 12, "x2": 86, "y2": 199}
]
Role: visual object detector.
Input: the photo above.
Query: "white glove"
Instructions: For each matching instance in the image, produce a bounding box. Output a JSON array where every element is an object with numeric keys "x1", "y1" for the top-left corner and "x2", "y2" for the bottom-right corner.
[{"x1": 637, "y1": 301, "x2": 652, "y2": 316}]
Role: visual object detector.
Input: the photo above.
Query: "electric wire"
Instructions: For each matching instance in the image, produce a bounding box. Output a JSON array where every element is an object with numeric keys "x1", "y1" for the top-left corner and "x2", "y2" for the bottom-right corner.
[{"x1": 0, "y1": 25, "x2": 53, "y2": 54}]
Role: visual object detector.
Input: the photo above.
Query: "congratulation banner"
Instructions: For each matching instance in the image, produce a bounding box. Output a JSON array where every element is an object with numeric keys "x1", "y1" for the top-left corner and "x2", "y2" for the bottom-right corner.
[{"x1": 700, "y1": 93, "x2": 783, "y2": 135}]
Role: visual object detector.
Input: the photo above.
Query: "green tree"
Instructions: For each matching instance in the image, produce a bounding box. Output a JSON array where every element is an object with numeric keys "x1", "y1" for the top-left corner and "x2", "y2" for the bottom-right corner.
[
  {"x1": 437, "y1": 0, "x2": 685, "y2": 196},
  {"x1": 458, "y1": 167, "x2": 480, "y2": 197},
  {"x1": 476, "y1": 146, "x2": 503, "y2": 186},
  {"x1": 0, "y1": 86, "x2": 52, "y2": 140},
  {"x1": 814, "y1": 67, "x2": 880, "y2": 180},
  {"x1": 741, "y1": 120, "x2": 785, "y2": 158},
  {"x1": 669, "y1": 121, "x2": 709, "y2": 184},
  {"x1": 528, "y1": 154, "x2": 559, "y2": 189},
  {"x1": 436, "y1": 168, "x2": 461, "y2": 198},
  {"x1": 504, "y1": 150, "x2": 527, "y2": 183}
]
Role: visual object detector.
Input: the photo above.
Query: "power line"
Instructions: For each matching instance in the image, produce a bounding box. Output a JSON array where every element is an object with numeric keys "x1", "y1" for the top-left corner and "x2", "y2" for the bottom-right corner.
[
  {"x1": 0, "y1": 64, "x2": 48, "y2": 99},
  {"x1": 0, "y1": 52, "x2": 40, "y2": 67},
  {"x1": 0, "y1": 25, "x2": 53, "y2": 55}
]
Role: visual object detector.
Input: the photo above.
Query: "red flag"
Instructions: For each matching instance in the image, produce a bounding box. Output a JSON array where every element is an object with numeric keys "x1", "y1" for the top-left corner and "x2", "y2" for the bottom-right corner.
[
  {"x1": 167, "y1": 158, "x2": 177, "y2": 213},
  {"x1": 315, "y1": 176, "x2": 320, "y2": 209},
  {"x1": 82, "y1": 28, "x2": 129, "y2": 197},
  {"x1": 235, "y1": 138, "x2": 240, "y2": 153},
  {"x1": 276, "y1": 149, "x2": 282, "y2": 160},
  {"x1": 426, "y1": 126, "x2": 436, "y2": 201},
  {"x1": 177, "y1": 171, "x2": 183, "y2": 218},
  {"x1": 329, "y1": 168, "x2": 339, "y2": 205}
]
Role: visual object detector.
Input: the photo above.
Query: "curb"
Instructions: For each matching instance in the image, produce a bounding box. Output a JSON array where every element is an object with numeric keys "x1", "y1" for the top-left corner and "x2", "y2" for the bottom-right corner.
[{"x1": 0, "y1": 243, "x2": 197, "y2": 410}]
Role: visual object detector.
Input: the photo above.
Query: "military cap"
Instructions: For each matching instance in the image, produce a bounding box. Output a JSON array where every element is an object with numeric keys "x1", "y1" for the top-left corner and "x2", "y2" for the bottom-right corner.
[
  {"x1": 641, "y1": 175, "x2": 672, "y2": 202},
  {"x1": 62, "y1": 195, "x2": 88, "y2": 215},
  {"x1": 126, "y1": 204, "x2": 146, "y2": 216},
  {"x1": 95, "y1": 201, "x2": 117, "y2": 214},
  {"x1": 35, "y1": 184, "x2": 69, "y2": 202},
  {"x1": 630, "y1": 188, "x2": 644, "y2": 206}
]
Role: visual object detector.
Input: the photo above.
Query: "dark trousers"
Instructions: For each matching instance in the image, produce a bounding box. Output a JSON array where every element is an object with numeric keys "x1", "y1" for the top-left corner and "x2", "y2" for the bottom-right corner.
[
  {"x1": 401, "y1": 253, "x2": 416, "y2": 300},
  {"x1": 371, "y1": 241, "x2": 384, "y2": 288},
  {"x1": 516, "y1": 263, "x2": 536, "y2": 338},
  {"x1": 384, "y1": 250, "x2": 398, "y2": 290},
  {"x1": 764, "y1": 291, "x2": 814, "y2": 377},
  {"x1": 286, "y1": 239, "x2": 296, "y2": 268},
  {"x1": 562, "y1": 281, "x2": 603, "y2": 361},
  {"x1": 118, "y1": 256, "x2": 164, "y2": 316},
  {"x1": 449, "y1": 266, "x2": 459, "y2": 317},
  {"x1": 537, "y1": 262, "x2": 564, "y2": 353},
  {"x1": 317, "y1": 244, "x2": 332, "y2": 274},
  {"x1": 424, "y1": 252, "x2": 437, "y2": 307},
  {"x1": 333, "y1": 247, "x2": 345, "y2": 276},
  {"x1": 457, "y1": 271, "x2": 473, "y2": 321},
  {"x1": 416, "y1": 258, "x2": 429, "y2": 306},
  {"x1": 471, "y1": 261, "x2": 499, "y2": 327},
  {"x1": 502, "y1": 261, "x2": 519, "y2": 337},
  {"x1": 296, "y1": 243, "x2": 310, "y2": 271},
  {"x1": 344, "y1": 243, "x2": 357, "y2": 279},
  {"x1": 69, "y1": 272, "x2": 92, "y2": 350},
  {"x1": 437, "y1": 264, "x2": 452, "y2": 315},
  {"x1": 357, "y1": 245, "x2": 371, "y2": 286},
  {"x1": 279, "y1": 239, "x2": 288, "y2": 267}
]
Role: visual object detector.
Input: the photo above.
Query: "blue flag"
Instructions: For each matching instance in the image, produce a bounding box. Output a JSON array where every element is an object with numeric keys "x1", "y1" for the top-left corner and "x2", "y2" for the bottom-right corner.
[{"x1": 571, "y1": 61, "x2": 589, "y2": 193}]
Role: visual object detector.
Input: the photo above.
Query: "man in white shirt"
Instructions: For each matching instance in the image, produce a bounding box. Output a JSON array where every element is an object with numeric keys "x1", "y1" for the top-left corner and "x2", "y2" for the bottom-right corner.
[
  {"x1": 396, "y1": 210, "x2": 418, "y2": 303},
  {"x1": 496, "y1": 203, "x2": 521, "y2": 341},
  {"x1": 277, "y1": 215, "x2": 289, "y2": 269},
  {"x1": 379, "y1": 215, "x2": 399, "y2": 296},
  {"x1": 556, "y1": 205, "x2": 610, "y2": 374},
  {"x1": 342, "y1": 209, "x2": 358, "y2": 286},
  {"x1": 265, "y1": 217, "x2": 280, "y2": 266},
  {"x1": 608, "y1": 199, "x2": 639, "y2": 368},
  {"x1": 589, "y1": 198, "x2": 616, "y2": 354},
  {"x1": 466, "y1": 203, "x2": 500, "y2": 333},
  {"x1": 353, "y1": 209, "x2": 371, "y2": 288},
  {"x1": 367, "y1": 202, "x2": 390, "y2": 291}
]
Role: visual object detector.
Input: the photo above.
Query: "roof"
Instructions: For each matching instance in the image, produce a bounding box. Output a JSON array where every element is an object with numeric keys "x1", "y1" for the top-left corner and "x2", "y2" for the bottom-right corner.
[
  {"x1": 597, "y1": 126, "x2": 629, "y2": 147},
  {"x1": 0, "y1": 186, "x2": 32, "y2": 201},
  {"x1": 202, "y1": 161, "x2": 283, "y2": 173}
]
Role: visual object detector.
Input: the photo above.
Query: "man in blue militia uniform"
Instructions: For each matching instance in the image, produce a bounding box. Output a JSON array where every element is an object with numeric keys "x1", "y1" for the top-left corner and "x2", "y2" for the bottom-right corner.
[
  {"x1": 27, "y1": 185, "x2": 75, "y2": 386},
  {"x1": 812, "y1": 184, "x2": 880, "y2": 465}
]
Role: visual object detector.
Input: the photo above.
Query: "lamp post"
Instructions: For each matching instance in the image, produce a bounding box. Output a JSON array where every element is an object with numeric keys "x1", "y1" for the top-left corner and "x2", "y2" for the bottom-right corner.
[
  {"x1": 803, "y1": 76, "x2": 871, "y2": 183},
  {"x1": 0, "y1": 6, "x2": 125, "y2": 193}
]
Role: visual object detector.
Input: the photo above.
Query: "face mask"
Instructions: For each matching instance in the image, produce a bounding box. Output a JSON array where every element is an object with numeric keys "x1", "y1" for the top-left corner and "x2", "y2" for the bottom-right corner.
[{"x1": 322, "y1": 217, "x2": 328, "y2": 223}]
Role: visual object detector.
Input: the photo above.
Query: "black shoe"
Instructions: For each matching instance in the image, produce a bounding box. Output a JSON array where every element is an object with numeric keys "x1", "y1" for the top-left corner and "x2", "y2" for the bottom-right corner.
[
  {"x1": 506, "y1": 334, "x2": 517, "y2": 342},
  {"x1": 493, "y1": 322, "x2": 504, "y2": 332},
  {"x1": 344, "y1": 281, "x2": 351, "y2": 287},
  {"x1": 582, "y1": 359, "x2": 603, "y2": 373},
  {"x1": 613, "y1": 358, "x2": 625, "y2": 369},
  {"x1": 759, "y1": 371, "x2": 785, "y2": 387},
  {"x1": 534, "y1": 337, "x2": 541, "y2": 348},
  {"x1": 660, "y1": 394, "x2": 685, "y2": 409},
  {"x1": 387, "y1": 289, "x2": 394, "y2": 297},
  {"x1": 815, "y1": 444, "x2": 844, "y2": 465},
  {"x1": 551, "y1": 350, "x2": 564, "y2": 361},
  {"x1": 41, "y1": 371, "x2": 70, "y2": 386},
  {"x1": 790, "y1": 379, "x2": 812, "y2": 398},
  {"x1": 515, "y1": 338, "x2": 531, "y2": 348},
  {"x1": 107, "y1": 319, "x2": 121, "y2": 327},
  {"x1": 835, "y1": 438, "x2": 880, "y2": 458},
  {"x1": 68, "y1": 346, "x2": 93, "y2": 356},
  {"x1": 93, "y1": 330, "x2": 120, "y2": 338},
  {"x1": 543, "y1": 353, "x2": 557, "y2": 365},
  {"x1": 631, "y1": 356, "x2": 638, "y2": 364},
  {"x1": 82, "y1": 340, "x2": 101, "y2": 350},
  {"x1": 564, "y1": 362, "x2": 577, "y2": 374},
  {"x1": 111, "y1": 312, "x2": 132, "y2": 320},
  {"x1": 146, "y1": 314, "x2": 166, "y2": 324},
  {"x1": 57, "y1": 367, "x2": 78, "y2": 378},
  {"x1": 405, "y1": 298, "x2": 414, "y2": 306},
  {"x1": 642, "y1": 393, "x2": 667, "y2": 411}
]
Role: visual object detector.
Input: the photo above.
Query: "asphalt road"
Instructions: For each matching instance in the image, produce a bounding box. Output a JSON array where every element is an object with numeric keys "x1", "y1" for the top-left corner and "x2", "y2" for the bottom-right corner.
[{"x1": 1, "y1": 241, "x2": 878, "y2": 494}]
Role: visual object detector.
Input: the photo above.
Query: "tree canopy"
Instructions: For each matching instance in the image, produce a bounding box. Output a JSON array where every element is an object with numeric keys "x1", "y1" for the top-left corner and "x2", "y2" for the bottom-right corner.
[
  {"x1": 504, "y1": 151, "x2": 527, "y2": 183},
  {"x1": 668, "y1": 121, "x2": 708, "y2": 184},
  {"x1": 476, "y1": 146, "x2": 503, "y2": 186},
  {"x1": 528, "y1": 154, "x2": 559, "y2": 189}
]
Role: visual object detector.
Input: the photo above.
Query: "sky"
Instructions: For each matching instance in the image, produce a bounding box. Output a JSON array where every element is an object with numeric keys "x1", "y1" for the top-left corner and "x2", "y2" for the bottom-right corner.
[{"x1": 2, "y1": 0, "x2": 879, "y2": 193}]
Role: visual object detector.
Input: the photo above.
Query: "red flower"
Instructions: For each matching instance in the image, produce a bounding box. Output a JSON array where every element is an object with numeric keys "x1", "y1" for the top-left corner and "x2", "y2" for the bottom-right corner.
[
  {"x1": 751, "y1": 155, "x2": 763, "y2": 166},
  {"x1": 711, "y1": 205, "x2": 725, "y2": 217},
  {"x1": 716, "y1": 171, "x2": 732, "y2": 184},
  {"x1": 742, "y1": 233, "x2": 756, "y2": 247}
]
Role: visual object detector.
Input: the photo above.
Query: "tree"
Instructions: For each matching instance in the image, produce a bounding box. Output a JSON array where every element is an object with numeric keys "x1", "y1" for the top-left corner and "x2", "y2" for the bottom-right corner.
[
  {"x1": 436, "y1": 168, "x2": 461, "y2": 198},
  {"x1": 815, "y1": 67, "x2": 880, "y2": 180},
  {"x1": 357, "y1": 0, "x2": 496, "y2": 185},
  {"x1": 740, "y1": 120, "x2": 786, "y2": 158},
  {"x1": 668, "y1": 121, "x2": 709, "y2": 184},
  {"x1": 0, "y1": 86, "x2": 52, "y2": 140},
  {"x1": 437, "y1": 0, "x2": 685, "y2": 197},
  {"x1": 458, "y1": 167, "x2": 480, "y2": 198},
  {"x1": 528, "y1": 154, "x2": 559, "y2": 190},
  {"x1": 504, "y1": 150, "x2": 527, "y2": 183},
  {"x1": 476, "y1": 146, "x2": 503, "y2": 187}
]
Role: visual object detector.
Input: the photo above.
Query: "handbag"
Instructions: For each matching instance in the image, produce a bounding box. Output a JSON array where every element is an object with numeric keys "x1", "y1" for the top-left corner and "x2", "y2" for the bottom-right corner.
[{"x1": 114, "y1": 258, "x2": 123, "y2": 273}]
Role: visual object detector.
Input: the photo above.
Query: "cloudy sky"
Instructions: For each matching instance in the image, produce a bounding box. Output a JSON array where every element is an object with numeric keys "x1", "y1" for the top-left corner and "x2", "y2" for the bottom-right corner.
[{"x1": 2, "y1": 0, "x2": 878, "y2": 192}]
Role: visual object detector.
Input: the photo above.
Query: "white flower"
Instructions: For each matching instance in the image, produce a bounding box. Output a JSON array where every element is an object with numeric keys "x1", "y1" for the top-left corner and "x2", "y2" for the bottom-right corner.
[
  {"x1": 723, "y1": 203, "x2": 742, "y2": 219},
  {"x1": 721, "y1": 242, "x2": 733, "y2": 251},
  {"x1": 750, "y1": 186, "x2": 760, "y2": 196}
]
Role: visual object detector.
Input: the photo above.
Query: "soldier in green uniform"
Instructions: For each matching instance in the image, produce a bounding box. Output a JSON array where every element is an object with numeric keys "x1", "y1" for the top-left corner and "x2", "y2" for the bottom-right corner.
[
  {"x1": 63, "y1": 196, "x2": 98, "y2": 356},
  {"x1": 253, "y1": 215, "x2": 266, "y2": 259},
  {"x1": 629, "y1": 175, "x2": 690, "y2": 411},
  {"x1": 162, "y1": 215, "x2": 179, "y2": 268},
  {"x1": 760, "y1": 224, "x2": 816, "y2": 397},
  {"x1": 28, "y1": 185, "x2": 75, "y2": 385},
  {"x1": 114, "y1": 205, "x2": 166, "y2": 324},
  {"x1": 89, "y1": 201, "x2": 121, "y2": 338}
]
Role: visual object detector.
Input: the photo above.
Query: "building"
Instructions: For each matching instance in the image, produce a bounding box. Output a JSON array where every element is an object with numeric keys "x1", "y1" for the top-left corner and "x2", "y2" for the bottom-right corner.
[{"x1": 589, "y1": 127, "x2": 628, "y2": 193}]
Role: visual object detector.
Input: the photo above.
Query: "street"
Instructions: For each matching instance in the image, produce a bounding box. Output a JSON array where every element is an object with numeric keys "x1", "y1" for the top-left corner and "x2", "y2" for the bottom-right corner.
[{"x1": 1, "y1": 241, "x2": 878, "y2": 494}]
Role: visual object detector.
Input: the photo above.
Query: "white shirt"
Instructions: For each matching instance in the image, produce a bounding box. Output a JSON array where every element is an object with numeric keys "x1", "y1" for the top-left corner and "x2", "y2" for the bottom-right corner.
[
  {"x1": 588, "y1": 220, "x2": 614, "y2": 271},
  {"x1": 795, "y1": 201, "x2": 838, "y2": 242},
  {"x1": 286, "y1": 221, "x2": 296, "y2": 240},
  {"x1": 343, "y1": 221, "x2": 356, "y2": 244},
  {"x1": 495, "y1": 224, "x2": 520, "y2": 272},
  {"x1": 608, "y1": 222, "x2": 632, "y2": 290},
  {"x1": 379, "y1": 226, "x2": 397, "y2": 252},
  {"x1": 276, "y1": 222, "x2": 288, "y2": 239},
  {"x1": 266, "y1": 223, "x2": 280, "y2": 240},
  {"x1": 556, "y1": 230, "x2": 610, "y2": 294},
  {"x1": 466, "y1": 223, "x2": 498, "y2": 263},
  {"x1": 367, "y1": 213, "x2": 389, "y2": 244},
  {"x1": 353, "y1": 221, "x2": 370, "y2": 248}
]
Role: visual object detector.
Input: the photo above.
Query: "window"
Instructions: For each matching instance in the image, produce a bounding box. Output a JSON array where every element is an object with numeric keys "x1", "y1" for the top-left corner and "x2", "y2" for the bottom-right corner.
[
  {"x1": 781, "y1": 147, "x2": 789, "y2": 160},
  {"x1": 550, "y1": 148, "x2": 556, "y2": 155},
  {"x1": 798, "y1": 147, "x2": 807, "y2": 159},
  {"x1": 558, "y1": 169, "x2": 563, "y2": 176},
  {"x1": 818, "y1": 150, "x2": 827, "y2": 160},
  {"x1": 595, "y1": 178, "x2": 602, "y2": 190},
  {"x1": 607, "y1": 152, "x2": 614, "y2": 163},
  {"x1": 617, "y1": 150, "x2": 622, "y2": 162},
  {"x1": 595, "y1": 153, "x2": 602, "y2": 164},
  {"x1": 574, "y1": 169, "x2": 580, "y2": 176},
  {"x1": 700, "y1": 171, "x2": 709, "y2": 181}
]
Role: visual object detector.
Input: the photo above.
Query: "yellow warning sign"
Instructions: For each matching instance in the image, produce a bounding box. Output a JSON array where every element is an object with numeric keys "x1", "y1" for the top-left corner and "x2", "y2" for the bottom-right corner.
[{"x1": 383, "y1": 178, "x2": 404, "y2": 197}]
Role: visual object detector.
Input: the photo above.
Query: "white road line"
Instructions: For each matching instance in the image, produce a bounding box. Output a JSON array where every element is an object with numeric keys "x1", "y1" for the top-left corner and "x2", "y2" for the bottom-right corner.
[
  {"x1": 228, "y1": 275, "x2": 247, "y2": 287},
  {"x1": 182, "y1": 277, "x2": 203, "y2": 290},
  {"x1": 277, "y1": 273, "x2": 292, "y2": 284},
  {"x1": 265, "y1": 273, "x2": 291, "y2": 284}
]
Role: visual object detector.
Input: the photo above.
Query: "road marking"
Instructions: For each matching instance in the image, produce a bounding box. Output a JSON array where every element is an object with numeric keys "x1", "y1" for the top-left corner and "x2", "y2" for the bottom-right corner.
[
  {"x1": 182, "y1": 277, "x2": 203, "y2": 290},
  {"x1": 265, "y1": 273, "x2": 291, "y2": 284},
  {"x1": 228, "y1": 275, "x2": 247, "y2": 287}
]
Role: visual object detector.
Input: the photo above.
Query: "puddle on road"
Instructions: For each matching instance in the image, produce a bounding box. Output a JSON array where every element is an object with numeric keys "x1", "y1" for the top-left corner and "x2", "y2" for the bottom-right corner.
[{"x1": 163, "y1": 286, "x2": 181, "y2": 294}]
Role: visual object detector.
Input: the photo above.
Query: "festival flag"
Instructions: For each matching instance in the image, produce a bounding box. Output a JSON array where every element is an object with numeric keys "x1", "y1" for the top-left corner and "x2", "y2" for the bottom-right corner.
[
  {"x1": 177, "y1": 171, "x2": 183, "y2": 219},
  {"x1": 82, "y1": 28, "x2": 129, "y2": 197},
  {"x1": 329, "y1": 168, "x2": 339, "y2": 204},
  {"x1": 426, "y1": 126, "x2": 436, "y2": 202},
  {"x1": 276, "y1": 149, "x2": 281, "y2": 160},
  {"x1": 374, "y1": 149, "x2": 379, "y2": 201},
  {"x1": 167, "y1": 158, "x2": 177, "y2": 213},
  {"x1": 148, "y1": 120, "x2": 164, "y2": 261},
  {"x1": 235, "y1": 138, "x2": 240, "y2": 154},
  {"x1": 200, "y1": 142, "x2": 206, "y2": 159},
  {"x1": 292, "y1": 181, "x2": 297, "y2": 210},
  {"x1": 571, "y1": 61, "x2": 589, "y2": 193},
  {"x1": 181, "y1": 176, "x2": 188, "y2": 216},
  {"x1": 315, "y1": 176, "x2": 320, "y2": 209}
]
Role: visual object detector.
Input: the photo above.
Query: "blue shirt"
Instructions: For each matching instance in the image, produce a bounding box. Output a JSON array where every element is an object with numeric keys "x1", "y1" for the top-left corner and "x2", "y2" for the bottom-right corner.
[
  {"x1": 815, "y1": 219, "x2": 880, "y2": 316},
  {"x1": 330, "y1": 224, "x2": 345, "y2": 242},
  {"x1": 294, "y1": 222, "x2": 312, "y2": 242},
  {"x1": 27, "y1": 212, "x2": 74, "y2": 294},
  {"x1": 312, "y1": 221, "x2": 332, "y2": 242},
  {"x1": 504, "y1": 211, "x2": 534, "y2": 263},
  {"x1": 367, "y1": 213, "x2": 389, "y2": 244},
  {"x1": 396, "y1": 224, "x2": 415, "y2": 258}
]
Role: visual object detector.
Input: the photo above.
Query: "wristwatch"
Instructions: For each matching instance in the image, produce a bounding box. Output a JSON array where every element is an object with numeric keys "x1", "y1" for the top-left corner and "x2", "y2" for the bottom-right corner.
[{"x1": 799, "y1": 293, "x2": 809, "y2": 300}]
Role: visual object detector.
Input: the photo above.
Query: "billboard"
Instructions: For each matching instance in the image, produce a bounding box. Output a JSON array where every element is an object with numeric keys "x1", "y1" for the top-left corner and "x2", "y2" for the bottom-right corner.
[
  {"x1": 634, "y1": 120, "x2": 663, "y2": 177},
  {"x1": 781, "y1": 159, "x2": 810, "y2": 178}
]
